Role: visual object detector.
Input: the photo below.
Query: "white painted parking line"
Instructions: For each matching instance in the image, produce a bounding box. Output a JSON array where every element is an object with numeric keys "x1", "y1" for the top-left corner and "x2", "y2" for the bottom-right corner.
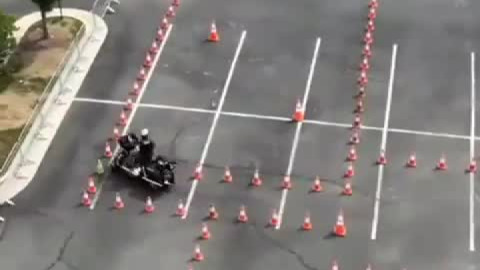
[
  {"x1": 371, "y1": 44, "x2": 398, "y2": 240},
  {"x1": 74, "y1": 97, "x2": 480, "y2": 141},
  {"x1": 89, "y1": 24, "x2": 173, "y2": 210},
  {"x1": 275, "y1": 37, "x2": 321, "y2": 230},
  {"x1": 469, "y1": 52, "x2": 476, "y2": 252},
  {"x1": 181, "y1": 30, "x2": 247, "y2": 219}
]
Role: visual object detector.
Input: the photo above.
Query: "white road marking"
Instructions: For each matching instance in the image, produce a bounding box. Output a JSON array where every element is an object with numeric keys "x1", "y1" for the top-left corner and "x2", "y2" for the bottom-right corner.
[
  {"x1": 74, "y1": 97, "x2": 480, "y2": 141},
  {"x1": 89, "y1": 24, "x2": 173, "y2": 210},
  {"x1": 469, "y1": 52, "x2": 476, "y2": 252},
  {"x1": 275, "y1": 37, "x2": 321, "y2": 230},
  {"x1": 181, "y1": 30, "x2": 247, "y2": 219},
  {"x1": 371, "y1": 44, "x2": 398, "y2": 240}
]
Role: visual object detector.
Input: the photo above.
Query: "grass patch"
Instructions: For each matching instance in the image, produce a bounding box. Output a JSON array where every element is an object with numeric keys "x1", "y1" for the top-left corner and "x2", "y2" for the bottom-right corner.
[
  {"x1": 0, "y1": 127, "x2": 23, "y2": 171},
  {"x1": 0, "y1": 16, "x2": 85, "y2": 175}
]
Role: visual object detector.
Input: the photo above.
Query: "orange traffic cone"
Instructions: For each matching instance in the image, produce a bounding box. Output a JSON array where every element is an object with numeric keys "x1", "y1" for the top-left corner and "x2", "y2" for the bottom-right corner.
[
  {"x1": 350, "y1": 131, "x2": 360, "y2": 145},
  {"x1": 131, "y1": 81, "x2": 141, "y2": 96},
  {"x1": 269, "y1": 208, "x2": 279, "y2": 227},
  {"x1": 193, "y1": 163, "x2": 203, "y2": 180},
  {"x1": 150, "y1": 40, "x2": 159, "y2": 54},
  {"x1": 342, "y1": 179, "x2": 353, "y2": 196},
  {"x1": 118, "y1": 110, "x2": 127, "y2": 126},
  {"x1": 166, "y1": 5, "x2": 175, "y2": 17},
  {"x1": 223, "y1": 166, "x2": 233, "y2": 183},
  {"x1": 208, "y1": 21, "x2": 220, "y2": 42},
  {"x1": 193, "y1": 244, "x2": 204, "y2": 261},
  {"x1": 176, "y1": 199, "x2": 185, "y2": 216},
  {"x1": 352, "y1": 114, "x2": 362, "y2": 129},
  {"x1": 125, "y1": 98, "x2": 133, "y2": 111},
  {"x1": 143, "y1": 53, "x2": 153, "y2": 68},
  {"x1": 114, "y1": 192, "x2": 124, "y2": 209},
  {"x1": 144, "y1": 196, "x2": 155, "y2": 213},
  {"x1": 282, "y1": 176, "x2": 292, "y2": 189},
  {"x1": 87, "y1": 176, "x2": 97, "y2": 194},
  {"x1": 406, "y1": 152, "x2": 417, "y2": 168},
  {"x1": 237, "y1": 205, "x2": 248, "y2": 223},
  {"x1": 358, "y1": 70, "x2": 368, "y2": 86},
  {"x1": 156, "y1": 29, "x2": 164, "y2": 42},
  {"x1": 364, "y1": 30, "x2": 373, "y2": 45},
  {"x1": 360, "y1": 57, "x2": 370, "y2": 71},
  {"x1": 137, "y1": 68, "x2": 147, "y2": 81},
  {"x1": 363, "y1": 43, "x2": 372, "y2": 58},
  {"x1": 366, "y1": 19, "x2": 375, "y2": 32},
  {"x1": 112, "y1": 127, "x2": 120, "y2": 141},
  {"x1": 208, "y1": 204, "x2": 219, "y2": 220},
  {"x1": 251, "y1": 169, "x2": 262, "y2": 187},
  {"x1": 333, "y1": 210, "x2": 347, "y2": 237},
  {"x1": 468, "y1": 159, "x2": 477, "y2": 173},
  {"x1": 82, "y1": 191, "x2": 91, "y2": 207},
  {"x1": 355, "y1": 99, "x2": 364, "y2": 113},
  {"x1": 377, "y1": 150, "x2": 387, "y2": 165},
  {"x1": 332, "y1": 260, "x2": 339, "y2": 270},
  {"x1": 292, "y1": 99, "x2": 305, "y2": 122},
  {"x1": 357, "y1": 86, "x2": 366, "y2": 99},
  {"x1": 104, "y1": 142, "x2": 113, "y2": 158},
  {"x1": 302, "y1": 211, "x2": 313, "y2": 231},
  {"x1": 311, "y1": 176, "x2": 323, "y2": 192},
  {"x1": 160, "y1": 17, "x2": 169, "y2": 30},
  {"x1": 368, "y1": 7, "x2": 377, "y2": 20},
  {"x1": 172, "y1": 0, "x2": 180, "y2": 7},
  {"x1": 369, "y1": 0, "x2": 379, "y2": 8},
  {"x1": 347, "y1": 146, "x2": 358, "y2": 161},
  {"x1": 344, "y1": 163, "x2": 354, "y2": 178},
  {"x1": 200, "y1": 223, "x2": 211, "y2": 240},
  {"x1": 436, "y1": 154, "x2": 447, "y2": 170}
]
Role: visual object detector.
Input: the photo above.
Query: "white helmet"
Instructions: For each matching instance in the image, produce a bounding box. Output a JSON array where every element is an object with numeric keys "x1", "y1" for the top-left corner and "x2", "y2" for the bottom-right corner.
[{"x1": 141, "y1": 128, "x2": 149, "y2": 136}]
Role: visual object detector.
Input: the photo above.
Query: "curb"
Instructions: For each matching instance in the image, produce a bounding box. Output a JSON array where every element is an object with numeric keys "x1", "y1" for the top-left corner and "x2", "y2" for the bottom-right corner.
[{"x1": 0, "y1": 8, "x2": 108, "y2": 203}]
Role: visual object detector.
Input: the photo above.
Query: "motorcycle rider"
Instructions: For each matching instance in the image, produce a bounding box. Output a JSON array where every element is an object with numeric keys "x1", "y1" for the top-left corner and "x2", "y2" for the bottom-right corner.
[{"x1": 139, "y1": 128, "x2": 155, "y2": 167}]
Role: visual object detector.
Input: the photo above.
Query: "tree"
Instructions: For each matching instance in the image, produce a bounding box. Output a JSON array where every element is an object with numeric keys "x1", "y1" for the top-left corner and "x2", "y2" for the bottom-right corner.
[
  {"x1": 0, "y1": 10, "x2": 16, "y2": 56},
  {"x1": 31, "y1": 0, "x2": 56, "y2": 39}
]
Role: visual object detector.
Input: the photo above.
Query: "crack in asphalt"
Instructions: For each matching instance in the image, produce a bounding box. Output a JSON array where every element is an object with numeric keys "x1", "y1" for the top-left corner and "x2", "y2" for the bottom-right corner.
[
  {"x1": 43, "y1": 231, "x2": 77, "y2": 270},
  {"x1": 248, "y1": 221, "x2": 319, "y2": 270}
]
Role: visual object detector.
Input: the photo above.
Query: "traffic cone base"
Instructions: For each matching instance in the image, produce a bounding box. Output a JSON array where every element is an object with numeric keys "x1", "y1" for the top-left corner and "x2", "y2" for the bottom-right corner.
[
  {"x1": 238, "y1": 206, "x2": 248, "y2": 223},
  {"x1": 193, "y1": 245, "x2": 204, "y2": 261},
  {"x1": 208, "y1": 205, "x2": 219, "y2": 220},
  {"x1": 144, "y1": 197, "x2": 155, "y2": 213},
  {"x1": 347, "y1": 147, "x2": 357, "y2": 161},
  {"x1": 208, "y1": 21, "x2": 220, "y2": 42},
  {"x1": 176, "y1": 200, "x2": 185, "y2": 216},
  {"x1": 105, "y1": 142, "x2": 113, "y2": 158},
  {"x1": 436, "y1": 156, "x2": 447, "y2": 170},
  {"x1": 114, "y1": 193, "x2": 124, "y2": 209},
  {"x1": 201, "y1": 223, "x2": 211, "y2": 240},
  {"x1": 407, "y1": 154, "x2": 417, "y2": 168},
  {"x1": 468, "y1": 160, "x2": 477, "y2": 173},
  {"x1": 87, "y1": 176, "x2": 97, "y2": 194},
  {"x1": 193, "y1": 164, "x2": 203, "y2": 180},
  {"x1": 282, "y1": 176, "x2": 292, "y2": 189},
  {"x1": 223, "y1": 167, "x2": 233, "y2": 183},
  {"x1": 292, "y1": 99, "x2": 305, "y2": 122},
  {"x1": 302, "y1": 213, "x2": 313, "y2": 231},
  {"x1": 344, "y1": 165, "x2": 354, "y2": 178},
  {"x1": 311, "y1": 177, "x2": 323, "y2": 192},
  {"x1": 82, "y1": 191, "x2": 92, "y2": 207}
]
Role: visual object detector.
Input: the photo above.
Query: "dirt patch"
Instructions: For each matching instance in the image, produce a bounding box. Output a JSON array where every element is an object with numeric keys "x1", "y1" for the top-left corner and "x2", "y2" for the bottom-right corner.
[{"x1": 0, "y1": 16, "x2": 84, "y2": 170}]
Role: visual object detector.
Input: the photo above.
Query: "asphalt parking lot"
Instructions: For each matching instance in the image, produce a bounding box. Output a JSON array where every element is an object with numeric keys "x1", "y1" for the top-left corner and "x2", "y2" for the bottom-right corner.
[{"x1": 2, "y1": 0, "x2": 480, "y2": 269}]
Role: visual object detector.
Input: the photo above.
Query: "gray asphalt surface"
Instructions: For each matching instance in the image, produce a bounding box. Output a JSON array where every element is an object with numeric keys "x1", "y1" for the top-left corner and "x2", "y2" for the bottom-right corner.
[{"x1": 2, "y1": 0, "x2": 480, "y2": 269}]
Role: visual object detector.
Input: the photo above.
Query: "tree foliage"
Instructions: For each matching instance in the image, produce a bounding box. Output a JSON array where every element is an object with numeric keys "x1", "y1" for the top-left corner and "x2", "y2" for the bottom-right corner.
[
  {"x1": 0, "y1": 9, "x2": 16, "y2": 55},
  {"x1": 31, "y1": 0, "x2": 57, "y2": 39}
]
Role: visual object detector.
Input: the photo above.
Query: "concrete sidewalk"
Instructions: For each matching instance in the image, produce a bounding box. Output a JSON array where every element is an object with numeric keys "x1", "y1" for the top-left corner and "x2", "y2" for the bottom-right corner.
[{"x1": 0, "y1": 8, "x2": 108, "y2": 205}]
